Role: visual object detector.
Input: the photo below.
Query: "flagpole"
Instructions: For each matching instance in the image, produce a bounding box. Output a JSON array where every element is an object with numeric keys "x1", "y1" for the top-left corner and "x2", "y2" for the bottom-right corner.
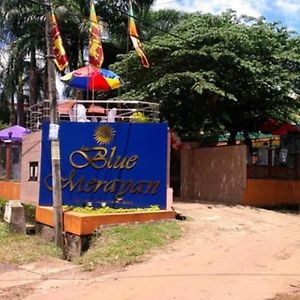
[
  {"x1": 45, "y1": 0, "x2": 64, "y2": 250},
  {"x1": 89, "y1": 0, "x2": 104, "y2": 101},
  {"x1": 87, "y1": 0, "x2": 91, "y2": 103}
]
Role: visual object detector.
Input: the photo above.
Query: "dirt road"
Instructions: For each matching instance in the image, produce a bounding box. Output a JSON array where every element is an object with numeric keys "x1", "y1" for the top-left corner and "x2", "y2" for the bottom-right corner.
[{"x1": 4, "y1": 203, "x2": 300, "y2": 300}]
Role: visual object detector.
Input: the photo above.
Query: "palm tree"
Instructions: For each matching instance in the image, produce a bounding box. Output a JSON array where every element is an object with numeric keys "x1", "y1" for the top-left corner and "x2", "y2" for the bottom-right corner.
[
  {"x1": 0, "y1": 0, "x2": 84, "y2": 124},
  {"x1": 142, "y1": 9, "x2": 187, "y2": 41},
  {"x1": 0, "y1": 0, "x2": 158, "y2": 125},
  {"x1": 94, "y1": 0, "x2": 156, "y2": 63},
  {"x1": 0, "y1": 0, "x2": 46, "y2": 125}
]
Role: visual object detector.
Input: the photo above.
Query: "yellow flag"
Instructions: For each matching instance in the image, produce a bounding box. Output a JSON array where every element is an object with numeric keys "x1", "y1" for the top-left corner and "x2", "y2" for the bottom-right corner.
[
  {"x1": 51, "y1": 11, "x2": 68, "y2": 71},
  {"x1": 89, "y1": 0, "x2": 104, "y2": 69},
  {"x1": 128, "y1": 1, "x2": 149, "y2": 68}
]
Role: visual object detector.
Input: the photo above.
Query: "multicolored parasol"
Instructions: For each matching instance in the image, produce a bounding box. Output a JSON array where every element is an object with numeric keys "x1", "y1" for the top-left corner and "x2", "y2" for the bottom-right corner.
[{"x1": 61, "y1": 65, "x2": 122, "y2": 92}]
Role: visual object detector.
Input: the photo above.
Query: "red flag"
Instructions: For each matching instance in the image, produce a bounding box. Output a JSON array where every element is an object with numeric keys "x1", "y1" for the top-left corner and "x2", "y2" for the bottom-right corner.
[
  {"x1": 128, "y1": 1, "x2": 149, "y2": 68},
  {"x1": 51, "y1": 11, "x2": 68, "y2": 71},
  {"x1": 89, "y1": 0, "x2": 104, "y2": 69}
]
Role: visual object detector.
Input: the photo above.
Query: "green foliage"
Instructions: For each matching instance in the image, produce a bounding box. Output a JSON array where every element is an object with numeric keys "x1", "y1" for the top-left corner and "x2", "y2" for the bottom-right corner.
[
  {"x1": 75, "y1": 221, "x2": 181, "y2": 271},
  {"x1": 0, "y1": 198, "x2": 7, "y2": 220},
  {"x1": 112, "y1": 12, "x2": 300, "y2": 140},
  {"x1": 0, "y1": 0, "x2": 156, "y2": 113},
  {"x1": 64, "y1": 205, "x2": 160, "y2": 214},
  {"x1": 23, "y1": 203, "x2": 36, "y2": 224},
  {"x1": 142, "y1": 9, "x2": 188, "y2": 40},
  {"x1": 0, "y1": 96, "x2": 10, "y2": 125},
  {"x1": 0, "y1": 222, "x2": 62, "y2": 264}
]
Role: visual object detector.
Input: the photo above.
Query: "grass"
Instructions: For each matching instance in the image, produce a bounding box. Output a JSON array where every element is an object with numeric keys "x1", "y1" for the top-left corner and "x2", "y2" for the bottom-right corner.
[
  {"x1": 0, "y1": 200, "x2": 181, "y2": 270},
  {"x1": 75, "y1": 220, "x2": 182, "y2": 271},
  {"x1": 0, "y1": 222, "x2": 62, "y2": 264}
]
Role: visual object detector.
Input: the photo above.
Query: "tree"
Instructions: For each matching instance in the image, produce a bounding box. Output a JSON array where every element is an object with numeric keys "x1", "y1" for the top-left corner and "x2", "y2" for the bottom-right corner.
[
  {"x1": 0, "y1": 0, "x2": 56, "y2": 124},
  {"x1": 142, "y1": 9, "x2": 187, "y2": 41},
  {"x1": 112, "y1": 11, "x2": 300, "y2": 142},
  {"x1": 50, "y1": 0, "x2": 156, "y2": 68},
  {"x1": 0, "y1": 0, "x2": 156, "y2": 124}
]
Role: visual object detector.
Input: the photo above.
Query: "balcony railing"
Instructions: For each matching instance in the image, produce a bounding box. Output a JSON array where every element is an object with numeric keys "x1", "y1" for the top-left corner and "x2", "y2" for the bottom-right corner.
[{"x1": 26, "y1": 99, "x2": 160, "y2": 132}]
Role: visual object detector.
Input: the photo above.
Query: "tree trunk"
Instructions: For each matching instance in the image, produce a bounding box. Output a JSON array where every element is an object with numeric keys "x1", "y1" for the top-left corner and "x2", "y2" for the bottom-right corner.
[
  {"x1": 44, "y1": 70, "x2": 49, "y2": 100},
  {"x1": 228, "y1": 130, "x2": 237, "y2": 145},
  {"x1": 10, "y1": 94, "x2": 16, "y2": 125},
  {"x1": 0, "y1": 94, "x2": 11, "y2": 124},
  {"x1": 243, "y1": 131, "x2": 253, "y2": 153},
  {"x1": 29, "y1": 46, "x2": 38, "y2": 106},
  {"x1": 16, "y1": 77, "x2": 25, "y2": 127}
]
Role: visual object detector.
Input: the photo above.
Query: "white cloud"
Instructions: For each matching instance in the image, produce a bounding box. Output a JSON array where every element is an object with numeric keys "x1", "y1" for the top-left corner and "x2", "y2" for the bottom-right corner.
[
  {"x1": 153, "y1": 0, "x2": 300, "y2": 32},
  {"x1": 152, "y1": 0, "x2": 300, "y2": 32},
  {"x1": 152, "y1": 0, "x2": 267, "y2": 17},
  {"x1": 275, "y1": 0, "x2": 300, "y2": 15}
]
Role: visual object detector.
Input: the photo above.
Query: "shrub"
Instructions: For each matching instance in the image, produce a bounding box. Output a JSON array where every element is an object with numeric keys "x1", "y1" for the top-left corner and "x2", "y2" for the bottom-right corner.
[{"x1": 0, "y1": 198, "x2": 7, "y2": 220}]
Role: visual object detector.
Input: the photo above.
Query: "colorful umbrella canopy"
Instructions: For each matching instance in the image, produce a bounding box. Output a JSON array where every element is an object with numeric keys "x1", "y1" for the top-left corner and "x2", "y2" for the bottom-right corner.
[
  {"x1": 0, "y1": 125, "x2": 31, "y2": 142},
  {"x1": 61, "y1": 65, "x2": 122, "y2": 92}
]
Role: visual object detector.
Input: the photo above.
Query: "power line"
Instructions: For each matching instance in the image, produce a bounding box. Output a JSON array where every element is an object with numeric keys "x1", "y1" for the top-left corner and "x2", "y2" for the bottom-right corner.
[
  {"x1": 119, "y1": 8, "x2": 197, "y2": 48},
  {"x1": 23, "y1": 0, "x2": 197, "y2": 49}
]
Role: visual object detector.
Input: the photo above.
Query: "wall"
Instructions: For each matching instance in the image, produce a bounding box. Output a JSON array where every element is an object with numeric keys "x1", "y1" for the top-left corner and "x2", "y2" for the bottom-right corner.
[
  {"x1": 181, "y1": 144, "x2": 247, "y2": 204},
  {"x1": 243, "y1": 179, "x2": 300, "y2": 206},
  {"x1": 0, "y1": 181, "x2": 20, "y2": 199},
  {"x1": 20, "y1": 131, "x2": 41, "y2": 205}
]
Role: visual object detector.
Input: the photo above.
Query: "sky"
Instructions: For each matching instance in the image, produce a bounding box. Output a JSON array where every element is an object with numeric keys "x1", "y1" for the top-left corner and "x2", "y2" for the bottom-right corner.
[{"x1": 152, "y1": 0, "x2": 300, "y2": 33}]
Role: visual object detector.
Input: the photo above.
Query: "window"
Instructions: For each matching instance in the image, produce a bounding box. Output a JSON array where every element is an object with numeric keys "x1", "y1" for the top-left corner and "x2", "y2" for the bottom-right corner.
[{"x1": 29, "y1": 161, "x2": 38, "y2": 182}]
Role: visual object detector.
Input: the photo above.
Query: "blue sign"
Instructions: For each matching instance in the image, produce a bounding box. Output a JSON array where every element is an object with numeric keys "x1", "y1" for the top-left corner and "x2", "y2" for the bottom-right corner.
[{"x1": 39, "y1": 122, "x2": 168, "y2": 209}]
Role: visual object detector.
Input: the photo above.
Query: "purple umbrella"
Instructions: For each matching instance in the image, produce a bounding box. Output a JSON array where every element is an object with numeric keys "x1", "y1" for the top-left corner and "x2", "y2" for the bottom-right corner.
[{"x1": 0, "y1": 125, "x2": 31, "y2": 142}]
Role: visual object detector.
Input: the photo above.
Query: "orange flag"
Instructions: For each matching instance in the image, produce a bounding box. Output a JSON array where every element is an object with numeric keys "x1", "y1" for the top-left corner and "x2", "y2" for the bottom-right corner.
[
  {"x1": 51, "y1": 11, "x2": 68, "y2": 71},
  {"x1": 89, "y1": 0, "x2": 104, "y2": 69},
  {"x1": 128, "y1": 1, "x2": 149, "y2": 68}
]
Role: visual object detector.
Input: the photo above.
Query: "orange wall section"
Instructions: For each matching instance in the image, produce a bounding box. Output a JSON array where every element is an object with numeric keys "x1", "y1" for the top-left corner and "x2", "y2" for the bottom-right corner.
[
  {"x1": 0, "y1": 181, "x2": 21, "y2": 200},
  {"x1": 243, "y1": 179, "x2": 300, "y2": 206}
]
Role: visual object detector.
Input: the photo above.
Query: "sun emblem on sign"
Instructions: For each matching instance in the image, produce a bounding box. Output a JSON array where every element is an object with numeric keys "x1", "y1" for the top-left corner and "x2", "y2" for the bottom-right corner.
[{"x1": 94, "y1": 125, "x2": 115, "y2": 145}]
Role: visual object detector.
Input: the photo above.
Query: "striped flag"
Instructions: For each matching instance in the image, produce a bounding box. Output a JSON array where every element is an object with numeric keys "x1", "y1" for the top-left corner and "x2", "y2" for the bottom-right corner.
[
  {"x1": 51, "y1": 11, "x2": 68, "y2": 71},
  {"x1": 89, "y1": 0, "x2": 104, "y2": 69},
  {"x1": 128, "y1": 1, "x2": 149, "y2": 68}
]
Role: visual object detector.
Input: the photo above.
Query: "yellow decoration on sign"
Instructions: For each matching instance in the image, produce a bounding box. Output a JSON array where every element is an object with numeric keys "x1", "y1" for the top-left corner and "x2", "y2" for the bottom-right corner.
[{"x1": 94, "y1": 125, "x2": 115, "y2": 145}]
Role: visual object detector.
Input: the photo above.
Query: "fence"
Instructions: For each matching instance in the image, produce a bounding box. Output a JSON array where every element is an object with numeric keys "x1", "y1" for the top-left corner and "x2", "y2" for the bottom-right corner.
[{"x1": 26, "y1": 99, "x2": 160, "y2": 132}]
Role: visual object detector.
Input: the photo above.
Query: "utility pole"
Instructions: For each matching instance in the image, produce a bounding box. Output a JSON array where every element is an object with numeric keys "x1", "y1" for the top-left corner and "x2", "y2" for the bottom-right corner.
[{"x1": 44, "y1": 0, "x2": 64, "y2": 249}]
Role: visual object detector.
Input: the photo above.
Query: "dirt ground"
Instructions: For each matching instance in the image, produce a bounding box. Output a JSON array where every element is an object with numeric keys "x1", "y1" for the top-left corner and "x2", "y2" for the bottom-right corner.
[{"x1": 1, "y1": 202, "x2": 300, "y2": 300}]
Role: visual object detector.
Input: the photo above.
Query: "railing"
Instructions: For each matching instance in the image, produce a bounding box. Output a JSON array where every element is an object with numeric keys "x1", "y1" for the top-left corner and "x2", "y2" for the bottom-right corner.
[{"x1": 26, "y1": 99, "x2": 160, "y2": 132}]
